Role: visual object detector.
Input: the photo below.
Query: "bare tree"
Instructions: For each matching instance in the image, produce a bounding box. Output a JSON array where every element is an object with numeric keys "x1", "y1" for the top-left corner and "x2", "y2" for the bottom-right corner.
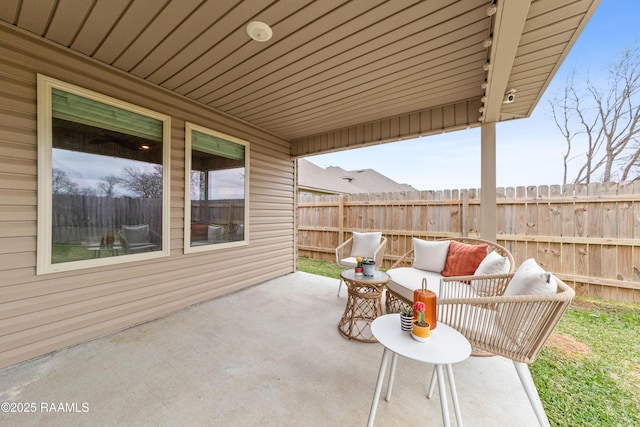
[
  {"x1": 550, "y1": 73, "x2": 579, "y2": 185},
  {"x1": 52, "y1": 168, "x2": 79, "y2": 194},
  {"x1": 550, "y1": 45, "x2": 640, "y2": 184},
  {"x1": 191, "y1": 170, "x2": 206, "y2": 200},
  {"x1": 97, "y1": 175, "x2": 121, "y2": 197},
  {"x1": 119, "y1": 165, "x2": 163, "y2": 198}
]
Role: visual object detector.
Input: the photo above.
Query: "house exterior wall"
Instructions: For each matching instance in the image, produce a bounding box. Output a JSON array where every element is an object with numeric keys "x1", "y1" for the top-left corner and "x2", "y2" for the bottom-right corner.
[{"x1": 0, "y1": 24, "x2": 295, "y2": 370}]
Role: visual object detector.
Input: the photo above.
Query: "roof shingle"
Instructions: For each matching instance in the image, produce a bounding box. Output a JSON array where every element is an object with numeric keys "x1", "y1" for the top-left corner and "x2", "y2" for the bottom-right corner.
[{"x1": 298, "y1": 159, "x2": 417, "y2": 194}]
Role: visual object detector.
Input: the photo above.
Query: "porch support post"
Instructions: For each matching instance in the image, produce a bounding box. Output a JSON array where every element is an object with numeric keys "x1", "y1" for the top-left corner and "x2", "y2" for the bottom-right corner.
[{"x1": 480, "y1": 122, "x2": 497, "y2": 242}]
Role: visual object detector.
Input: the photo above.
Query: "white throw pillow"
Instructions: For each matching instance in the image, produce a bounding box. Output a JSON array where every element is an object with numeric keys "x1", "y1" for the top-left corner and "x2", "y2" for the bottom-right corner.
[
  {"x1": 412, "y1": 238, "x2": 450, "y2": 273},
  {"x1": 350, "y1": 232, "x2": 382, "y2": 258},
  {"x1": 505, "y1": 258, "x2": 557, "y2": 296},
  {"x1": 474, "y1": 250, "x2": 510, "y2": 276},
  {"x1": 471, "y1": 250, "x2": 511, "y2": 294},
  {"x1": 497, "y1": 259, "x2": 558, "y2": 351}
]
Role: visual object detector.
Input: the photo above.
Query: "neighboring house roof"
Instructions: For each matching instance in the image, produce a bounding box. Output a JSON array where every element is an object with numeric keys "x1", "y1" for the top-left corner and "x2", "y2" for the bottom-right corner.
[{"x1": 298, "y1": 159, "x2": 417, "y2": 194}]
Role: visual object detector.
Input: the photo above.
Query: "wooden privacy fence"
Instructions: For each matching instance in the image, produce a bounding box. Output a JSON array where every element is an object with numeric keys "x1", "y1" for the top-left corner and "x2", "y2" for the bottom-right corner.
[
  {"x1": 53, "y1": 194, "x2": 162, "y2": 243},
  {"x1": 53, "y1": 195, "x2": 244, "y2": 244},
  {"x1": 298, "y1": 181, "x2": 640, "y2": 303}
]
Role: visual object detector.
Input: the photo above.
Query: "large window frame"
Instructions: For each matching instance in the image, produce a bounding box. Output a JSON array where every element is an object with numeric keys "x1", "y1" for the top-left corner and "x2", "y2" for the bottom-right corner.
[
  {"x1": 36, "y1": 75, "x2": 171, "y2": 274},
  {"x1": 184, "y1": 122, "x2": 249, "y2": 253}
]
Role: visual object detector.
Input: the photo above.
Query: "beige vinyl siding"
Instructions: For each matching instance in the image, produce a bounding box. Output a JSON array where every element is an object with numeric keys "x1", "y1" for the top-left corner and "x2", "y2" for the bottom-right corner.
[{"x1": 0, "y1": 24, "x2": 295, "y2": 370}]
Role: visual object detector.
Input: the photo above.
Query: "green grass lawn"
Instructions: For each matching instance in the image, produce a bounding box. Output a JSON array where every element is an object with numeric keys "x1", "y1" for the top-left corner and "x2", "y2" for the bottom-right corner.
[
  {"x1": 297, "y1": 256, "x2": 344, "y2": 278},
  {"x1": 297, "y1": 257, "x2": 640, "y2": 427},
  {"x1": 52, "y1": 244, "x2": 123, "y2": 263},
  {"x1": 52, "y1": 244, "x2": 98, "y2": 263},
  {"x1": 530, "y1": 299, "x2": 640, "y2": 426}
]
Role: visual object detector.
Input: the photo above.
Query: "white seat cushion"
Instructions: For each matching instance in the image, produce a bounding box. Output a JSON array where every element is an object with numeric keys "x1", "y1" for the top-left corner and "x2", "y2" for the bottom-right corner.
[
  {"x1": 387, "y1": 268, "x2": 446, "y2": 301},
  {"x1": 437, "y1": 303, "x2": 499, "y2": 342},
  {"x1": 438, "y1": 296, "x2": 525, "y2": 355},
  {"x1": 339, "y1": 257, "x2": 358, "y2": 268},
  {"x1": 388, "y1": 266, "x2": 481, "y2": 301}
]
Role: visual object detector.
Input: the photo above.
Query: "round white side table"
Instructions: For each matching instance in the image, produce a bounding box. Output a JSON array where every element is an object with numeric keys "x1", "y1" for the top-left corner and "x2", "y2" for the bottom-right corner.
[{"x1": 367, "y1": 314, "x2": 471, "y2": 427}]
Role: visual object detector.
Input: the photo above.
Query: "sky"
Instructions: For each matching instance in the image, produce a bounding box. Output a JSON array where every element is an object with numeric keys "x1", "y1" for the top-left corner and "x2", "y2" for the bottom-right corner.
[
  {"x1": 306, "y1": 0, "x2": 640, "y2": 191},
  {"x1": 54, "y1": 149, "x2": 244, "y2": 199}
]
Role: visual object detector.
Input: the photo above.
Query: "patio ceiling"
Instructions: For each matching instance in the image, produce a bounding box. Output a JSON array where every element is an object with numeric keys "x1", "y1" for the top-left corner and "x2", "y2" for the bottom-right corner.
[{"x1": 0, "y1": 0, "x2": 600, "y2": 155}]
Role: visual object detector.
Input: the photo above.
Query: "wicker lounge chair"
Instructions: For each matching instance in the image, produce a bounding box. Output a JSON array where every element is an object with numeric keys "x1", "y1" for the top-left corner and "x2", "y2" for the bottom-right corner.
[
  {"x1": 335, "y1": 232, "x2": 387, "y2": 296},
  {"x1": 436, "y1": 272, "x2": 575, "y2": 426},
  {"x1": 118, "y1": 224, "x2": 160, "y2": 254},
  {"x1": 384, "y1": 238, "x2": 572, "y2": 426}
]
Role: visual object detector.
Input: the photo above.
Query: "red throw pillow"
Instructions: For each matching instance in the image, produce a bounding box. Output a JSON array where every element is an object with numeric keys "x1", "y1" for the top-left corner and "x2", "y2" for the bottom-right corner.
[{"x1": 441, "y1": 241, "x2": 488, "y2": 277}]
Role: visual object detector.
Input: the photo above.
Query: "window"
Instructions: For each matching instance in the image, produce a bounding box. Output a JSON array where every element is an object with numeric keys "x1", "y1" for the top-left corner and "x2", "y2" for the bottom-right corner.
[
  {"x1": 184, "y1": 122, "x2": 248, "y2": 253},
  {"x1": 37, "y1": 75, "x2": 171, "y2": 274}
]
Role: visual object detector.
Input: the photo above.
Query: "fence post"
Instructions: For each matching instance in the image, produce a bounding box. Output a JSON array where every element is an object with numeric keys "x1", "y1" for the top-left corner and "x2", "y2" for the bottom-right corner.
[{"x1": 338, "y1": 194, "x2": 344, "y2": 246}]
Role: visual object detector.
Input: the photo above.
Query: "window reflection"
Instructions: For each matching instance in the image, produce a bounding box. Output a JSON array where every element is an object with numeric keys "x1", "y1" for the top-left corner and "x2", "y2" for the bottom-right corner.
[
  {"x1": 50, "y1": 90, "x2": 164, "y2": 264},
  {"x1": 187, "y1": 127, "x2": 247, "y2": 249}
]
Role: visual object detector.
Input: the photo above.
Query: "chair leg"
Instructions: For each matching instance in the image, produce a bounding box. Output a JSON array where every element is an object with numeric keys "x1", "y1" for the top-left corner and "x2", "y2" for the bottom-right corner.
[
  {"x1": 337, "y1": 279, "x2": 343, "y2": 297},
  {"x1": 513, "y1": 361, "x2": 550, "y2": 427}
]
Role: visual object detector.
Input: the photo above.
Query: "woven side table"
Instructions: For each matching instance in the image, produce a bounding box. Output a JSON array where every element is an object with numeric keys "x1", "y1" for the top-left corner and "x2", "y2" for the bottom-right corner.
[{"x1": 338, "y1": 269, "x2": 390, "y2": 343}]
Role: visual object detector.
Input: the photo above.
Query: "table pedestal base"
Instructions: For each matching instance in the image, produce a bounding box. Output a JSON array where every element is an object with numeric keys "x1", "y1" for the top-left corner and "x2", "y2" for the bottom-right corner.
[
  {"x1": 367, "y1": 349, "x2": 464, "y2": 427},
  {"x1": 338, "y1": 281, "x2": 383, "y2": 342}
]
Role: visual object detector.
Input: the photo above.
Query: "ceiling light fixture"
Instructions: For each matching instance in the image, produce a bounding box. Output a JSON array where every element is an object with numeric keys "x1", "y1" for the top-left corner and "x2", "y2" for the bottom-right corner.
[{"x1": 246, "y1": 21, "x2": 273, "y2": 42}]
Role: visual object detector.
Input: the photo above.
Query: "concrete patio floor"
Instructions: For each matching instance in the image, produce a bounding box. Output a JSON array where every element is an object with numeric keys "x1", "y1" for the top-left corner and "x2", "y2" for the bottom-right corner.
[{"x1": 0, "y1": 272, "x2": 543, "y2": 426}]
